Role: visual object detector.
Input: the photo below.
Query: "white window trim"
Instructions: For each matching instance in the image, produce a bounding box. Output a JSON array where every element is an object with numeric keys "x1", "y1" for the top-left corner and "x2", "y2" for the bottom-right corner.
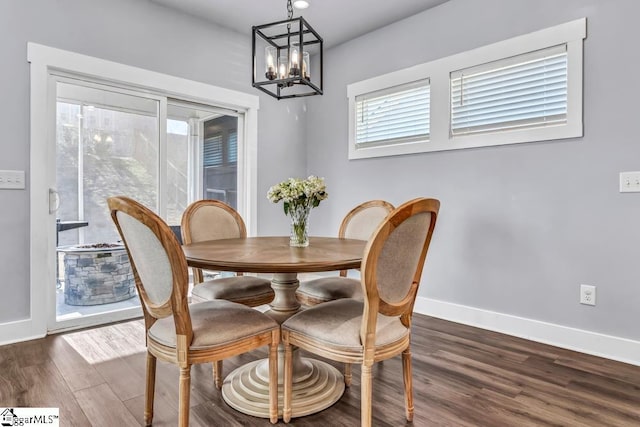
[
  {"x1": 347, "y1": 18, "x2": 586, "y2": 159},
  {"x1": 27, "y1": 43, "x2": 259, "y2": 337}
]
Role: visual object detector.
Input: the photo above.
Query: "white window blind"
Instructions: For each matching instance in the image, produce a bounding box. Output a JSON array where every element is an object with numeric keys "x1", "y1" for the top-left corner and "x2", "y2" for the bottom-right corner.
[
  {"x1": 451, "y1": 44, "x2": 568, "y2": 136},
  {"x1": 229, "y1": 130, "x2": 237, "y2": 163},
  {"x1": 355, "y1": 79, "x2": 430, "y2": 147},
  {"x1": 203, "y1": 134, "x2": 223, "y2": 167}
]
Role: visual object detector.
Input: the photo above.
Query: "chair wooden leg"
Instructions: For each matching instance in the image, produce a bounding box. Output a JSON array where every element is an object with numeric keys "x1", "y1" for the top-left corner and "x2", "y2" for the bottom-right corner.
[
  {"x1": 178, "y1": 365, "x2": 191, "y2": 427},
  {"x1": 361, "y1": 364, "x2": 373, "y2": 427},
  {"x1": 213, "y1": 360, "x2": 223, "y2": 389},
  {"x1": 269, "y1": 333, "x2": 279, "y2": 424},
  {"x1": 402, "y1": 347, "x2": 414, "y2": 422},
  {"x1": 283, "y1": 337, "x2": 293, "y2": 423},
  {"x1": 144, "y1": 352, "x2": 156, "y2": 426},
  {"x1": 344, "y1": 363, "x2": 352, "y2": 387}
]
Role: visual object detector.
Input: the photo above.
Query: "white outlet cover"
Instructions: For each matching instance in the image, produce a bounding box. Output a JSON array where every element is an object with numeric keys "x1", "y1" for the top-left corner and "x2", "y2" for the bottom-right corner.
[
  {"x1": 619, "y1": 171, "x2": 640, "y2": 193},
  {"x1": 580, "y1": 284, "x2": 596, "y2": 306}
]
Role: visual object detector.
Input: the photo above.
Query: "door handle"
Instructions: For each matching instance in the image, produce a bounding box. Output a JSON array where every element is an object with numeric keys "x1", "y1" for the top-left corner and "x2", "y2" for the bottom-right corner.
[{"x1": 49, "y1": 188, "x2": 60, "y2": 214}]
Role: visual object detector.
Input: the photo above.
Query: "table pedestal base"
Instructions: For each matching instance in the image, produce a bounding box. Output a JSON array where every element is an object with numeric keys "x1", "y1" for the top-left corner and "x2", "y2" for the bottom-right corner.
[
  {"x1": 221, "y1": 356, "x2": 345, "y2": 418},
  {"x1": 221, "y1": 272, "x2": 345, "y2": 419}
]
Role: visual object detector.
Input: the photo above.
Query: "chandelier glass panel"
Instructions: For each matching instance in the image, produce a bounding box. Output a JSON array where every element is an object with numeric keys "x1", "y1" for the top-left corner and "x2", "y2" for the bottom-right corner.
[{"x1": 252, "y1": 0, "x2": 323, "y2": 99}]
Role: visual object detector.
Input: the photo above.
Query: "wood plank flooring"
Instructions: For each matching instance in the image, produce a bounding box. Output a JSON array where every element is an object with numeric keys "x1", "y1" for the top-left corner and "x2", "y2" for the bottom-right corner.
[{"x1": 1, "y1": 314, "x2": 639, "y2": 426}]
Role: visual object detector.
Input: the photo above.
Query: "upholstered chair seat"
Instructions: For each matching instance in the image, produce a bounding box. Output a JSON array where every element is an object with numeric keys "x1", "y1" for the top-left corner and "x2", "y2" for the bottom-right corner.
[
  {"x1": 282, "y1": 299, "x2": 407, "y2": 351},
  {"x1": 295, "y1": 277, "x2": 363, "y2": 305},
  {"x1": 191, "y1": 276, "x2": 276, "y2": 305},
  {"x1": 149, "y1": 299, "x2": 278, "y2": 349}
]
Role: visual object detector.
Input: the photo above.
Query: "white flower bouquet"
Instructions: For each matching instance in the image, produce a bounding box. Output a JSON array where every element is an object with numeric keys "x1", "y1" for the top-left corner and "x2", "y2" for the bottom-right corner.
[{"x1": 267, "y1": 176, "x2": 328, "y2": 246}]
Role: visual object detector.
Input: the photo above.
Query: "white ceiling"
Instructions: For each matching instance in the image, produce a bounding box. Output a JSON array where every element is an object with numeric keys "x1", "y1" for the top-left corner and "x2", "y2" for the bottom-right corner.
[{"x1": 149, "y1": 0, "x2": 450, "y2": 48}]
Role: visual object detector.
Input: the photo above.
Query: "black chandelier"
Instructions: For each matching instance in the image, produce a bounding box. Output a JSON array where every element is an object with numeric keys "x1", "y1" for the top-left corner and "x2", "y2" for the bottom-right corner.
[{"x1": 252, "y1": 0, "x2": 323, "y2": 100}]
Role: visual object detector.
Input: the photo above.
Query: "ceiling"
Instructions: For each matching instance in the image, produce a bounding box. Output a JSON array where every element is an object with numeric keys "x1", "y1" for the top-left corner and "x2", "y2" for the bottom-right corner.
[{"x1": 149, "y1": 0, "x2": 450, "y2": 48}]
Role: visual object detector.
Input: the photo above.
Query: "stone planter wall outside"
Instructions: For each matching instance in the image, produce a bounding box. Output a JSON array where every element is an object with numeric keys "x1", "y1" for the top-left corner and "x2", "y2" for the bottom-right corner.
[{"x1": 58, "y1": 244, "x2": 136, "y2": 306}]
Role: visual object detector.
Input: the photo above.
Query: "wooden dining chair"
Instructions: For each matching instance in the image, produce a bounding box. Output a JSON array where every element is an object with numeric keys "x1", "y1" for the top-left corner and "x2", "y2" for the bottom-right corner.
[
  {"x1": 282, "y1": 197, "x2": 440, "y2": 426},
  {"x1": 181, "y1": 199, "x2": 275, "y2": 388},
  {"x1": 181, "y1": 199, "x2": 275, "y2": 307},
  {"x1": 108, "y1": 196, "x2": 280, "y2": 426},
  {"x1": 296, "y1": 199, "x2": 394, "y2": 306}
]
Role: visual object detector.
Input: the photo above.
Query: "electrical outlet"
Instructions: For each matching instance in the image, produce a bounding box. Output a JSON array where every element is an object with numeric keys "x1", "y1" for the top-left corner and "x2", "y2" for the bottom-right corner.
[
  {"x1": 619, "y1": 171, "x2": 640, "y2": 192},
  {"x1": 580, "y1": 284, "x2": 596, "y2": 306}
]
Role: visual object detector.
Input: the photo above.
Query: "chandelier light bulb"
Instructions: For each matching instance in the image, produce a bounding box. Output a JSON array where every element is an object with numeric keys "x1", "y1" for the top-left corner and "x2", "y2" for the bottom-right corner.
[
  {"x1": 265, "y1": 46, "x2": 277, "y2": 80},
  {"x1": 293, "y1": 0, "x2": 309, "y2": 9}
]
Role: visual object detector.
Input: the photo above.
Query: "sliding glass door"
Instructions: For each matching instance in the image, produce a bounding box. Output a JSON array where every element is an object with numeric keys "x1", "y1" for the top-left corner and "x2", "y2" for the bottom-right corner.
[
  {"x1": 52, "y1": 79, "x2": 240, "y2": 331},
  {"x1": 165, "y1": 101, "x2": 241, "y2": 213}
]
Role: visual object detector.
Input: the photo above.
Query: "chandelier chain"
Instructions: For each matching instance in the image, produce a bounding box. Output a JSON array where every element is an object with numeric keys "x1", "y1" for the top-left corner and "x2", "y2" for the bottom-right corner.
[{"x1": 287, "y1": 0, "x2": 293, "y2": 20}]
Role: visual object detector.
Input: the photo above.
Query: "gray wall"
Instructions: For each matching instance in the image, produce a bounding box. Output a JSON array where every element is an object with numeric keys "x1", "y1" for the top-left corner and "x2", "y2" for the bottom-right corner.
[
  {"x1": 3, "y1": 0, "x2": 639, "y2": 345},
  {"x1": 307, "y1": 0, "x2": 640, "y2": 341},
  {"x1": 0, "y1": 0, "x2": 306, "y2": 323}
]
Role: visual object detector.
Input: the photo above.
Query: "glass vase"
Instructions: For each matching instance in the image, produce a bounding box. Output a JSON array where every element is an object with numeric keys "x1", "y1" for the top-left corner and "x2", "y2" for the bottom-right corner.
[{"x1": 289, "y1": 204, "x2": 311, "y2": 247}]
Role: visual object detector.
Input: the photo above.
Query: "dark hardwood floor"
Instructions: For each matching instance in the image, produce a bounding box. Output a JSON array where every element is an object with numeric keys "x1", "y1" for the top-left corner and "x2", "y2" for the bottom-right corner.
[{"x1": 1, "y1": 314, "x2": 639, "y2": 426}]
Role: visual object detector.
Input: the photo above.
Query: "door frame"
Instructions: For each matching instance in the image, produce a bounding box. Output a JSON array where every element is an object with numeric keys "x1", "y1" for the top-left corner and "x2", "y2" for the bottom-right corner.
[{"x1": 28, "y1": 43, "x2": 259, "y2": 335}]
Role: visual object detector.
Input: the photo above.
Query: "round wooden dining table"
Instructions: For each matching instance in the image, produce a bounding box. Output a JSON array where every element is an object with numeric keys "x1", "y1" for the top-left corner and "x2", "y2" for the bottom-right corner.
[{"x1": 182, "y1": 236, "x2": 367, "y2": 419}]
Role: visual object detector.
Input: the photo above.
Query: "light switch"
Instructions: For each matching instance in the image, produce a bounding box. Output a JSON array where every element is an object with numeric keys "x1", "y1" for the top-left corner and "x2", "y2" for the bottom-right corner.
[
  {"x1": 619, "y1": 171, "x2": 640, "y2": 193},
  {"x1": 0, "y1": 170, "x2": 26, "y2": 189}
]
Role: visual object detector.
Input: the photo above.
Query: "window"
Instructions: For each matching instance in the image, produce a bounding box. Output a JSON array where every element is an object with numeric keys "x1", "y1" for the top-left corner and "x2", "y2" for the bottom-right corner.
[
  {"x1": 355, "y1": 80, "x2": 430, "y2": 148},
  {"x1": 348, "y1": 67, "x2": 435, "y2": 159},
  {"x1": 451, "y1": 45, "x2": 568, "y2": 136},
  {"x1": 203, "y1": 130, "x2": 238, "y2": 166},
  {"x1": 229, "y1": 130, "x2": 238, "y2": 163},
  {"x1": 347, "y1": 18, "x2": 586, "y2": 159},
  {"x1": 204, "y1": 134, "x2": 224, "y2": 167}
]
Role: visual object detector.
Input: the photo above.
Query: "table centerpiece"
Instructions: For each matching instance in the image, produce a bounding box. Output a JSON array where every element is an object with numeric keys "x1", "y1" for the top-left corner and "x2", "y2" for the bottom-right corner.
[{"x1": 267, "y1": 175, "x2": 328, "y2": 247}]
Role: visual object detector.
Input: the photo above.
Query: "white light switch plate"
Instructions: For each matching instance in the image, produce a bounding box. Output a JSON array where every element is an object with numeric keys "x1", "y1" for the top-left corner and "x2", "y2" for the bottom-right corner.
[
  {"x1": 0, "y1": 170, "x2": 26, "y2": 189},
  {"x1": 620, "y1": 171, "x2": 640, "y2": 193}
]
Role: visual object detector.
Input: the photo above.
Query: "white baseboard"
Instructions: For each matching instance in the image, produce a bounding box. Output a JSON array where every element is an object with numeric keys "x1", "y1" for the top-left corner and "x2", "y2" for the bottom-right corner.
[
  {"x1": 414, "y1": 297, "x2": 640, "y2": 367},
  {"x1": 0, "y1": 318, "x2": 46, "y2": 346}
]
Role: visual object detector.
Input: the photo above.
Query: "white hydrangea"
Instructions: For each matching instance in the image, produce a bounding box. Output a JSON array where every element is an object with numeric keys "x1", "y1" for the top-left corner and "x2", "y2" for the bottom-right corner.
[{"x1": 267, "y1": 175, "x2": 328, "y2": 214}]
